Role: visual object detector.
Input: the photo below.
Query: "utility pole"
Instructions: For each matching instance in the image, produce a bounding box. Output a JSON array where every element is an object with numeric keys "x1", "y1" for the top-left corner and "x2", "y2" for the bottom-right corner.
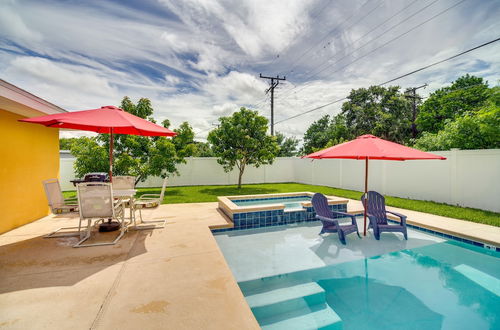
[
  {"x1": 405, "y1": 83, "x2": 427, "y2": 138},
  {"x1": 259, "y1": 73, "x2": 286, "y2": 135}
]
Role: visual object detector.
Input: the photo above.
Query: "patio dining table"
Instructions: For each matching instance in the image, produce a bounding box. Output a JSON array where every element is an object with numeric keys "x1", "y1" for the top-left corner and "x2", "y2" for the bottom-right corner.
[
  {"x1": 113, "y1": 189, "x2": 137, "y2": 224},
  {"x1": 98, "y1": 189, "x2": 137, "y2": 232}
]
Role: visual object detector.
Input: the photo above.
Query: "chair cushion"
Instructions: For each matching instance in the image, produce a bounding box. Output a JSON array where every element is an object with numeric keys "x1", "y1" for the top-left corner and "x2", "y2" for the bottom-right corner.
[
  {"x1": 54, "y1": 205, "x2": 78, "y2": 214},
  {"x1": 135, "y1": 200, "x2": 160, "y2": 209}
]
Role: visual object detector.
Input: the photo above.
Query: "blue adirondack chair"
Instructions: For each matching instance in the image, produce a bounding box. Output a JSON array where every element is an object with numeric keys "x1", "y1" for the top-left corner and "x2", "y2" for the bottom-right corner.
[
  {"x1": 311, "y1": 193, "x2": 360, "y2": 245},
  {"x1": 361, "y1": 191, "x2": 408, "y2": 240}
]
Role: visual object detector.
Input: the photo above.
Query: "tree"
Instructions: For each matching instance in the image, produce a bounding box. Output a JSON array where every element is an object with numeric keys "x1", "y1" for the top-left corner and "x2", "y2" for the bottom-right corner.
[
  {"x1": 59, "y1": 137, "x2": 79, "y2": 150},
  {"x1": 208, "y1": 107, "x2": 279, "y2": 188},
  {"x1": 341, "y1": 85, "x2": 413, "y2": 144},
  {"x1": 275, "y1": 132, "x2": 299, "y2": 157},
  {"x1": 192, "y1": 142, "x2": 215, "y2": 157},
  {"x1": 302, "y1": 114, "x2": 350, "y2": 154},
  {"x1": 302, "y1": 115, "x2": 333, "y2": 154},
  {"x1": 416, "y1": 74, "x2": 490, "y2": 134},
  {"x1": 414, "y1": 87, "x2": 500, "y2": 151},
  {"x1": 70, "y1": 97, "x2": 183, "y2": 184},
  {"x1": 172, "y1": 121, "x2": 196, "y2": 158},
  {"x1": 70, "y1": 137, "x2": 109, "y2": 174}
]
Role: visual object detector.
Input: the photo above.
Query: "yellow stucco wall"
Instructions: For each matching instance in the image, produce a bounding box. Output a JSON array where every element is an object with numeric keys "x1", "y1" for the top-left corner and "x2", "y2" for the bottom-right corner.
[{"x1": 0, "y1": 110, "x2": 60, "y2": 234}]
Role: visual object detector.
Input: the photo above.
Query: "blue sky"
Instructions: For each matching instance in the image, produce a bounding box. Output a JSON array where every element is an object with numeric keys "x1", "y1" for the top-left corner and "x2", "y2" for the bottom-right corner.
[{"x1": 1, "y1": 0, "x2": 499, "y2": 140}]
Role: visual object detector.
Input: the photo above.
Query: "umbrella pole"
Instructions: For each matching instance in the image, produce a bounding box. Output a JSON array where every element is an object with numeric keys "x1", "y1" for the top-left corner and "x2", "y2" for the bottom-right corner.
[
  {"x1": 109, "y1": 128, "x2": 113, "y2": 182},
  {"x1": 363, "y1": 158, "x2": 368, "y2": 236}
]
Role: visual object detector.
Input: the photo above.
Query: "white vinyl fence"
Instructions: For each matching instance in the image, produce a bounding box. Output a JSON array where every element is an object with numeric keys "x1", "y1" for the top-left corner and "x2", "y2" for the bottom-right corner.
[{"x1": 60, "y1": 149, "x2": 500, "y2": 212}]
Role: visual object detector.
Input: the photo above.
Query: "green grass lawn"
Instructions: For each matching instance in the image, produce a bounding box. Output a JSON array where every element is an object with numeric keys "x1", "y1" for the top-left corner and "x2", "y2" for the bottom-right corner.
[{"x1": 64, "y1": 182, "x2": 500, "y2": 227}]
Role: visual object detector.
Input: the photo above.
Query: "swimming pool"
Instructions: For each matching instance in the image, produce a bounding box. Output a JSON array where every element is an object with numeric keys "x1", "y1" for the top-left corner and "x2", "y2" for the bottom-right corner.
[{"x1": 215, "y1": 224, "x2": 500, "y2": 329}]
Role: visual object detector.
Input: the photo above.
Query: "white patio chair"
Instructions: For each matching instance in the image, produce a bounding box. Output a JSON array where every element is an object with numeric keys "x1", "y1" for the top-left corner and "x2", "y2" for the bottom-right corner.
[
  {"x1": 112, "y1": 176, "x2": 136, "y2": 190},
  {"x1": 74, "y1": 182, "x2": 127, "y2": 248},
  {"x1": 43, "y1": 178, "x2": 80, "y2": 238},
  {"x1": 132, "y1": 177, "x2": 168, "y2": 229}
]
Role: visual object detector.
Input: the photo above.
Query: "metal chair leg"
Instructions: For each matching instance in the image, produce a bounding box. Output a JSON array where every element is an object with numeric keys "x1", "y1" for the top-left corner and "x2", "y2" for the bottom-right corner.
[{"x1": 130, "y1": 207, "x2": 167, "y2": 230}]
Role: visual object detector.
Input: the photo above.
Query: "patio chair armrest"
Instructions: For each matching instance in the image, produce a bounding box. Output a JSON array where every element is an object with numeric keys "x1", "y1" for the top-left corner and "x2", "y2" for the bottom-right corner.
[
  {"x1": 386, "y1": 210, "x2": 407, "y2": 225},
  {"x1": 331, "y1": 211, "x2": 358, "y2": 225},
  {"x1": 137, "y1": 194, "x2": 160, "y2": 199},
  {"x1": 315, "y1": 215, "x2": 340, "y2": 226},
  {"x1": 365, "y1": 212, "x2": 378, "y2": 223}
]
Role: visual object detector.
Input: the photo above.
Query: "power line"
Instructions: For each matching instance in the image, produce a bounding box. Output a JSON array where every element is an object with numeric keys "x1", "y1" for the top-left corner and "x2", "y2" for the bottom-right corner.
[
  {"x1": 274, "y1": 36, "x2": 500, "y2": 125},
  {"x1": 289, "y1": 0, "x2": 440, "y2": 93},
  {"x1": 265, "y1": 0, "x2": 336, "y2": 72},
  {"x1": 378, "y1": 37, "x2": 500, "y2": 85},
  {"x1": 272, "y1": 0, "x2": 428, "y2": 98},
  {"x1": 275, "y1": 0, "x2": 450, "y2": 102},
  {"x1": 283, "y1": 0, "x2": 374, "y2": 76}
]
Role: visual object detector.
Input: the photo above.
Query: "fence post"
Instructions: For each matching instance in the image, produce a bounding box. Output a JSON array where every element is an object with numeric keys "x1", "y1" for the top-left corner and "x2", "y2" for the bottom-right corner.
[
  {"x1": 339, "y1": 159, "x2": 343, "y2": 189},
  {"x1": 450, "y1": 148, "x2": 459, "y2": 206},
  {"x1": 381, "y1": 161, "x2": 387, "y2": 195}
]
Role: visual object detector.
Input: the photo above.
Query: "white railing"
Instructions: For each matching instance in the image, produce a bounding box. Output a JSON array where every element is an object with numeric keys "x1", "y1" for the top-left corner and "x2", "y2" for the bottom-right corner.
[{"x1": 60, "y1": 149, "x2": 500, "y2": 212}]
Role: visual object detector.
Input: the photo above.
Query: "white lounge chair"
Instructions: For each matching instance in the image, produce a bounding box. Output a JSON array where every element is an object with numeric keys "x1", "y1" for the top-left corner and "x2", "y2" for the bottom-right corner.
[
  {"x1": 132, "y1": 177, "x2": 168, "y2": 229},
  {"x1": 74, "y1": 182, "x2": 127, "y2": 248},
  {"x1": 43, "y1": 178, "x2": 80, "y2": 238}
]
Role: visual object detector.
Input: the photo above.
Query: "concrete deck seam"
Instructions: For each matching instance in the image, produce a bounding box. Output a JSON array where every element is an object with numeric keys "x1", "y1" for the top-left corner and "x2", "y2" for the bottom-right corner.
[{"x1": 90, "y1": 232, "x2": 141, "y2": 330}]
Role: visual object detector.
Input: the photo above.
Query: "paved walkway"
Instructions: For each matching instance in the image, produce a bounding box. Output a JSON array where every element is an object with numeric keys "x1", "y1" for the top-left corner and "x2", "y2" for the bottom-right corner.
[{"x1": 0, "y1": 200, "x2": 498, "y2": 329}]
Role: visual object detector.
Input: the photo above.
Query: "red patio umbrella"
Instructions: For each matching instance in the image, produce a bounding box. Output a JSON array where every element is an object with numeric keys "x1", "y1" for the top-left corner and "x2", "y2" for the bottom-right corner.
[
  {"x1": 304, "y1": 134, "x2": 446, "y2": 236},
  {"x1": 19, "y1": 105, "x2": 177, "y2": 180}
]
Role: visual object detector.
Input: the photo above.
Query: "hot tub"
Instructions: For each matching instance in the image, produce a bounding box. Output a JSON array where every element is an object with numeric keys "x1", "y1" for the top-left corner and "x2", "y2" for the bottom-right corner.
[{"x1": 218, "y1": 192, "x2": 350, "y2": 230}]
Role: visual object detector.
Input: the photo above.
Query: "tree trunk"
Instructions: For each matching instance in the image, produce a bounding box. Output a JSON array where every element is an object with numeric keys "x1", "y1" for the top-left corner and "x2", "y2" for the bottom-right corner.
[{"x1": 237, "y1": 162, "x2": 245, "y2": 189}]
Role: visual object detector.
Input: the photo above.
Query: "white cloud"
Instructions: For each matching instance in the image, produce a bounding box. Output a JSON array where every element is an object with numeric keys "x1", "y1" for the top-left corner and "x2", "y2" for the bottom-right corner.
[
  {"x1": 212, "y1": 102, "x2": 238, "y2": 117},
  {"x1": 0, "y1": 4, "x2": 43, "y2": 43},
  {"x1": 0, "y1": 0, "x2": 499, "y2": 142}
]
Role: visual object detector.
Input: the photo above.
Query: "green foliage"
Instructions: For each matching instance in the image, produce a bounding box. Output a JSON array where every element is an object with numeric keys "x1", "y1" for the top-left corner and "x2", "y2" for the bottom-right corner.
[
  {"x1": 162, "y1": 119, "x2": 171, "y2": 128},
  {"x1": 341, "y1": 85, "x2": 413, "y2": 144},
  {"x1": 302, "y1": 85, "x2": 412, "y2": 154},
  {"x1": 415, "y1": 89, "x2": 500, "y2": 151},
  {"x1": 172, "y1": 121, "x2": 196, "y2": 158},
  {"x1": 192, "y1": 142, "x2": 215, "y2": 157},
  {"x1": 208, "y1": 107, "x2": 279, "y2": 188},
  {"x1": 59, "y1": 137, "x2": 79, "y2": 150},
  {"x1": 70, "y1": 97, "x2": 184, "y2": 183},
  {"x1": 302, "y1": 75, "x2": 498, "y2": 153},
  {"x1": 302, "y1": 115, "x2": 332, "y2": 154},
  {"x1": 70, "y1": 137, "x2": 109, "y2": 174},
  {"x1": 275, "y1": 132, "x2": 299, "y2": 156},
  {"x1": 302, "y1": 114, "x2": 350, "y2": 154},
  {"x1": 416, "y1": 74, "x2": 490, "y2": 134}
]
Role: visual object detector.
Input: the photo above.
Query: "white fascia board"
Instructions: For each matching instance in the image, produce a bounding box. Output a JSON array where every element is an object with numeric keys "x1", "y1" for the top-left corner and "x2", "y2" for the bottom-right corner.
[{"x1": 0, "y1": 79, "x2": 67, "y2": 115}]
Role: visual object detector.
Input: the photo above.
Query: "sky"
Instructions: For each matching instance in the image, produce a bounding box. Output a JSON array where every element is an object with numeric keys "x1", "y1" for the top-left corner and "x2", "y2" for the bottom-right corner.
[{"x1": 1, "y1": 0, "x2": 499, "y2": 141}]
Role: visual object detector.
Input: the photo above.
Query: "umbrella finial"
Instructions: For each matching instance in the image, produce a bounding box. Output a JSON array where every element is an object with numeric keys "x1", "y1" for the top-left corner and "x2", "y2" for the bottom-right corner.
[{"x1": 100, "y1": 105, "x2": 122, "y2": 111}]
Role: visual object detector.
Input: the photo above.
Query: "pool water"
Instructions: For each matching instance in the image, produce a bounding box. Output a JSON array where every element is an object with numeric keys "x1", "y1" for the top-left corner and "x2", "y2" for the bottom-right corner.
[
  {"x1": 238, "y1": 240, "x2": 500, "y2": 330},
  {"x1": 233, "y1": 196, "x2": 312, "y2": 211}
]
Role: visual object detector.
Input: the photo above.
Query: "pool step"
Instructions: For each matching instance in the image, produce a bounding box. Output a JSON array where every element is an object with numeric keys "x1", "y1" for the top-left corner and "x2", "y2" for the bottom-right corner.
[
  {"x1": 246, "y1": 282, "x2": 326, "y2": 320},
  {"x1": 260, "y1": 304, "x2": 342, "y2": 330}
]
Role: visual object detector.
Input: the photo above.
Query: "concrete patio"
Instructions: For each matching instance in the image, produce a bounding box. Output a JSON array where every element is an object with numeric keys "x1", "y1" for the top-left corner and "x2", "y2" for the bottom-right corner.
[
  {"x1": 0, "y1": 203, "x2": 259, "y2": 330},
  {"x1": 0, "y1": 200, "x2": 498, "y2": 329}
]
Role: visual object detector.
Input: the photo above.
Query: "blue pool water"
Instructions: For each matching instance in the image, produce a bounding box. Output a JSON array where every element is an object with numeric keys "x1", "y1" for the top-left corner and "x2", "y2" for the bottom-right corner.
[
  {"x1": 233, "y1": 196, "x2": 312, "y2": 210},
  {"x1": 238, "y1": 240, "x2": 500, "y2": 330}
]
